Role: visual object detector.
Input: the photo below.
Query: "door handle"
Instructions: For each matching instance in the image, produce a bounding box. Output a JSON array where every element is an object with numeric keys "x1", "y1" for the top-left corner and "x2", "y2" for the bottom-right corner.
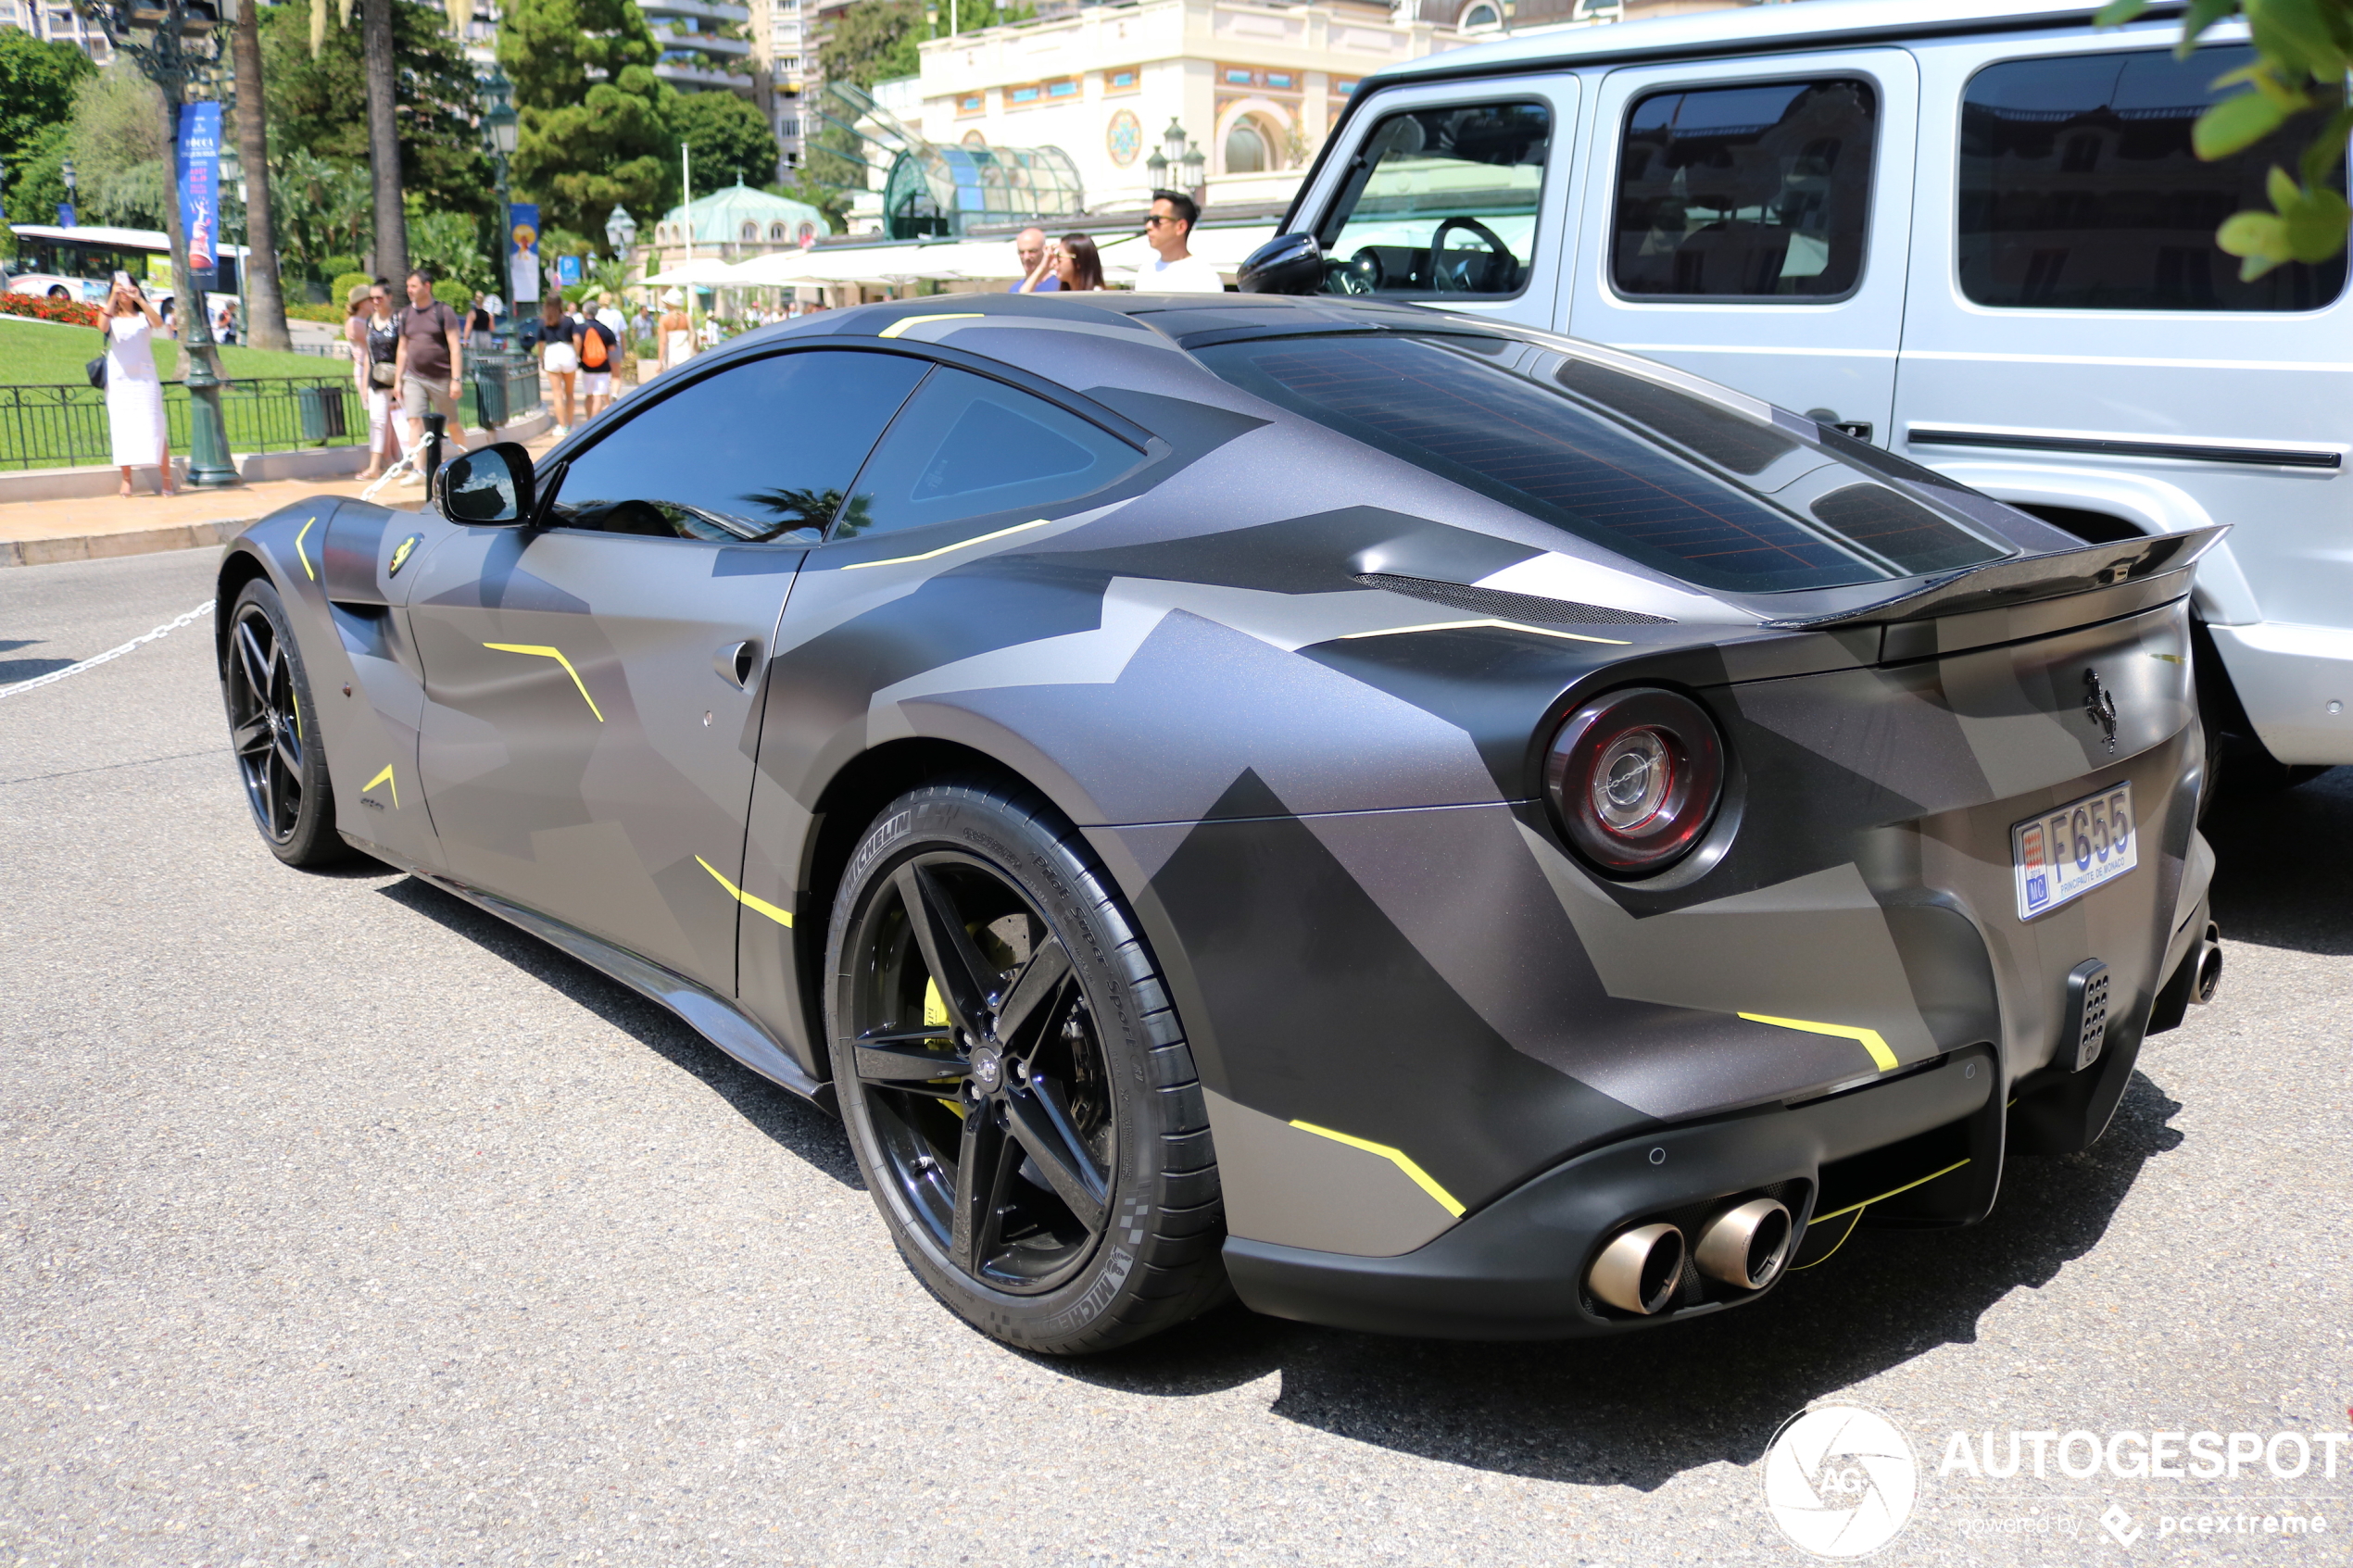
[{"x1": 715, "y1": 639, "x2": 760, "y2": 689}]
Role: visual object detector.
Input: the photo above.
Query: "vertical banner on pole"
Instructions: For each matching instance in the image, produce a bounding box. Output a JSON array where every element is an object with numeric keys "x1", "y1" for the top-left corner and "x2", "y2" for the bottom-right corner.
[
  {"x1": 509, "y1": 203, "x2": 541, "y2": 305},
  {"x1": 178, "y1": 102, "x2": 222, "y2": 279}
]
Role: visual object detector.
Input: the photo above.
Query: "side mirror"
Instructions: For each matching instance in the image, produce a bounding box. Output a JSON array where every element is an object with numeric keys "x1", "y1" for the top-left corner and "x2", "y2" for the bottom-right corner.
[
  {"x1": 435, "y1": 441, "x2": 535, "y2": 525},
  {"x1": 1238, "y1": 231, "x2": 1324, "y2": 295}
]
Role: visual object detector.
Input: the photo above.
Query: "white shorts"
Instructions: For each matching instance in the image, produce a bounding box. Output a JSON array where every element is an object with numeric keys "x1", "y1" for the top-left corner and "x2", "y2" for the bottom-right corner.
[
  {"x1": 543, "y1": 342, "x2": 579, "y2": 374},
  {"x1": 580, "y1": 370, "x2": 613, "y2": 396}
]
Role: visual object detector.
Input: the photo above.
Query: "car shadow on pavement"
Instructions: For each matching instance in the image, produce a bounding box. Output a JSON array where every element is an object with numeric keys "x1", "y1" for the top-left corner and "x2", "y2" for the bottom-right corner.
[
  {"x1": 2202, "y1": 766, "x2": 2350, "y2": 956},
  {"x1": 1058, "y1": 1069, "x2": 2185, "y2": 1492},
  {"x1": 376, "y1": 874, "x2": 863, "y2": 1190}
]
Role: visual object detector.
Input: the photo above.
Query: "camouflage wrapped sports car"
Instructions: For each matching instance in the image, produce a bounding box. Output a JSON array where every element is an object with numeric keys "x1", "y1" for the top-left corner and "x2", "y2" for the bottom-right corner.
[{"x1": 215, "y1": 294, "x2": 2221, "y2": 1351}]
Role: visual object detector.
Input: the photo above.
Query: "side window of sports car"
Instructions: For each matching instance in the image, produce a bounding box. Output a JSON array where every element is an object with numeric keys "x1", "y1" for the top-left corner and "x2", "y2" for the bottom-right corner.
[
  {"x1": 833, "y1": 367, "x2": 1142, "y2": 540},
  {"x1": 1314, "y1": 101, "x2": 1551, "y2": 297},
  {"x1": 546, "y1": 349, "x2": 928, "y2": 541}
]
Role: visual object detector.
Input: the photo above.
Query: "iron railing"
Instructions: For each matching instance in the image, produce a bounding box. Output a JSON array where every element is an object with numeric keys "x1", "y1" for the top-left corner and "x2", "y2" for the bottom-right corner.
[{"x1": 1, "y1": 365, "x2": 544, "y2": 471}]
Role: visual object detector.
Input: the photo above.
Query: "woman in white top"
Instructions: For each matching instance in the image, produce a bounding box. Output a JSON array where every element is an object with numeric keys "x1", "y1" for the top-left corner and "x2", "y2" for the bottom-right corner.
[{"x1": 101, "y1": 276, "x2": 174, "y2": 497}]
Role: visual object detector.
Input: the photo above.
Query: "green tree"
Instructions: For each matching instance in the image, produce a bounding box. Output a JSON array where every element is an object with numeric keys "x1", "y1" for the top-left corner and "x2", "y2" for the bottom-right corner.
[
  {"x1": 408, "y1": 208, "x2": 495, "y2": 295},
  {"x1": 3, "y1": 120, "x2": 72, "y2": 230},
  {"x1": 69, "y1": 66, "x2": 170, "y2": 231},
  {"x1": 672, "y1": 90, "x2": 780, "y2": 192},
  {"x1": 498, "y1": 0, "x2": 679, "y2": 243},
  {"x1": 0, "y1": 31, "x2": 95, "y2": 208},
  {"x1": 819, "y1": 0, "x2": 922, "y2": 92},
  {"x1": 2100, "y1": 0, "x2": 2353, "y2": 277},
  {"x1": 271, "y1": 148, "x2": 373, "y2": 282},
  {"x1": 258, "y1": 0, "x2": 493, "y2": 224}
]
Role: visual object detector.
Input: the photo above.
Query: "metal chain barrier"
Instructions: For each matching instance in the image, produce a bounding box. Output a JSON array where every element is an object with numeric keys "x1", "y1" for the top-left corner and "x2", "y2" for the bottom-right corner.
[{"x1": 0, "y1": 599, "x2": 216, "y2": 701}]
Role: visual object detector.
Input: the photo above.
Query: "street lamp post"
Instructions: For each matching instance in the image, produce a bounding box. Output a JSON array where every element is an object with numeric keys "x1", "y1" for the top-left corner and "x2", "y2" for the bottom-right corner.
[
  {"x1": 477, "y1": 68, "x2": 521, "y2": 355},
  {"x1": 70, "y1": 0, "x2": 239, "y2": 486},
  {"x1": 603, "y1": 203, "x2": 637, "y2": 326}
]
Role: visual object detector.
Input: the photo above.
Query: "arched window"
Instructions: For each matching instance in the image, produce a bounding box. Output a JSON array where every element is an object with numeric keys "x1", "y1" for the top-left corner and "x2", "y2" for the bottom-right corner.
[
  {"x1": 739, "y1": 220, "x2": 759, "y2": 243},
  {"x1": 1460, "y1": 0, "x2": 1502, "y2": 30},
  {"x1": 769, "y1": 221, "x2": 788, "y2": 242},
  {"x1": 1225, "y1": 119, "x2": 1268, "y2": 176}
]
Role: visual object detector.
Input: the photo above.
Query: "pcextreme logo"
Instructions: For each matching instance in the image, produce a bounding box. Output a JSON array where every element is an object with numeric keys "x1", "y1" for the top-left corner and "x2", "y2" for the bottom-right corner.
[{"x1": 1763, "y1": 1404, "x2": 1919, "y2": 1558}]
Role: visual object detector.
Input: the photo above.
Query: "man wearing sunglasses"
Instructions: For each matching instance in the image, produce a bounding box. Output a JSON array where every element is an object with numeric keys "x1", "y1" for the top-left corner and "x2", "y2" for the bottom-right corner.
[{"x1": 1141, "y1": 192, "x2": 1225, "y2": 293}]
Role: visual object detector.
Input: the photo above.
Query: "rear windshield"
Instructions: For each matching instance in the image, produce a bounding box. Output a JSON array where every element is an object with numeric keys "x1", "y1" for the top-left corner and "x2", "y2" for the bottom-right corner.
[{"x1": 1192, "y1": 332, "x2": 2008, "y2": 592}]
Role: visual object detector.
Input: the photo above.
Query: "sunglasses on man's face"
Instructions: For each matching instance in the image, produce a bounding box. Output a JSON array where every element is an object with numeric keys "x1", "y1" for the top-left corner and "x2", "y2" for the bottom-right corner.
[{"x1": 1145, "y1": 215, "x2": 1177, "y2": 227}]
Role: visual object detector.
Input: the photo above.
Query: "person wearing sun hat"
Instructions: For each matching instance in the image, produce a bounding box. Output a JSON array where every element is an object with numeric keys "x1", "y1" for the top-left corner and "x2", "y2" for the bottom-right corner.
[{"x1": 659, "y1": 287, "x2": 694, "y2": 372}]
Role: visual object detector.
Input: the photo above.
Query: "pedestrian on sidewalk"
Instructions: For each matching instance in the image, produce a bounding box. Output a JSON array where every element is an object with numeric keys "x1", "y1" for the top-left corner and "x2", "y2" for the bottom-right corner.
[
  {"x1": 392, "y1": 268, "x2": 469, "y2": 484},
  {"x1": 348, "y1": 282, "x2": 404, "y2": 482},
  {"x1": 659, "y1": 289, "x2": 694, "y2": 372},
  {"x1": 214, "y1": 298, "x2": 239, "y2": 345},
  {"x1": 100, "y1": 274, "x2": 176, "y2": 498},
  {"x1": 1141, "y1": 192, "x2": 1224, "y2": 293},
  {"x1": 536, "y1": 295, "x2": 578, "y2": 436},
  {"x1": 575, "y1": 306, "x2": 619, "y2": 422}
]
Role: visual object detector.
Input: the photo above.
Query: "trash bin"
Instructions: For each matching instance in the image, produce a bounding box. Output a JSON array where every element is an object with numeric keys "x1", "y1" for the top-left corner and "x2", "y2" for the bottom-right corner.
[
  {"x1": 474, "y1": 365, "x2": 509, "y2": 431},
  {"x1": 296, "y1": 384, "x2": 335, "y2": 445}
]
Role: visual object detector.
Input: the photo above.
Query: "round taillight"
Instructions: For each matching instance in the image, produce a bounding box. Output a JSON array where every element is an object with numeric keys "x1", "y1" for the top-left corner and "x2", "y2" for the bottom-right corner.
[{"x1": 1543, "y1": 687, "x2": 1725, "y2": 874}]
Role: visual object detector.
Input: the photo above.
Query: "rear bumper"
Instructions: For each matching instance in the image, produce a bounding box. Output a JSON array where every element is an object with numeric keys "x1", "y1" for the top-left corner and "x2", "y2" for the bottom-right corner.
[{"x1": 1224, "y1": 1043, "x2": 1998, "y2": 1340}]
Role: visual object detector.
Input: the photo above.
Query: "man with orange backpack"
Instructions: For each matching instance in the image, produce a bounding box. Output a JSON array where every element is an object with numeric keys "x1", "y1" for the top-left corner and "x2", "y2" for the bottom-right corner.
[{"x1": 576, "y1": 305, "x2": 620, "y2": 420}]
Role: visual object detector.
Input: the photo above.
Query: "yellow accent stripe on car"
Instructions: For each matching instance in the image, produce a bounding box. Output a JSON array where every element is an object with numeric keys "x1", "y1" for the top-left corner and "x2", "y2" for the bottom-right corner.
[
  {"x1": 841, "y1": 517, "x2": 1053, "y2": 571},
  {"x1": 482, "y1": 643, "x2": 605, "y2": 721},
  {"x1": 696, "y1": 856, "x2": 794, "y2": 927},
  {"x1": 362, "y1": 764, "x2": 397, "y2": 807},
  {"x1": 1739, "y1": 1012, "x2": 1901, "y2": 1073},
  {"x1": 1788, "y1": 1159, "x2": 1972, "y2": 1272},
  {"x1": 295, "y1": 516, "x2": 317, "y2": 581},
  {"x1": 1340, "y1": 618, "x2": 1629, "y2": 646},
  {"x1": 877, "y1": 312, "x2": 984, "y2": 339},
  {"x1": 1288, "y1": 1120, "x2": 1466, "y2": 1218}
]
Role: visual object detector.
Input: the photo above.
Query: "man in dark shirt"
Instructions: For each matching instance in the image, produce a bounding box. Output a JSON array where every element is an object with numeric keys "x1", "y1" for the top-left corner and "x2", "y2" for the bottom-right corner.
[{"x1": 392, "y1": 268, "x2": 469, "y2": 478}]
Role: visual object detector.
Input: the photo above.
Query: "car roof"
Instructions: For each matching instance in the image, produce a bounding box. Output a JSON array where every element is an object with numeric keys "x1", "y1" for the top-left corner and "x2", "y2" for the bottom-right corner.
[
  {"x1": 758, "y1": 290, "x2": 1453, "y2": 352},
  {"x1": 1369, "y1": 0, "x2": 2185, "y2": 86}
]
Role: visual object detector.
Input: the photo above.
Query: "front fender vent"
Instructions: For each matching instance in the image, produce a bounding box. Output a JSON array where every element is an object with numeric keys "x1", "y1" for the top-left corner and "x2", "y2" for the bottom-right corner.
[{"x1": 1354, "y1": 571, "x2": 1677, "y2": 626}]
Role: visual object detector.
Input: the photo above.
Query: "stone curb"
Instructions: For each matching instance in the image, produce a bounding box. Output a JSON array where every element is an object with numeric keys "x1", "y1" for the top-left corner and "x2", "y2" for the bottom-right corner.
[{"x1": 0, "y1": 518, "x2": 248, "y2": 569}]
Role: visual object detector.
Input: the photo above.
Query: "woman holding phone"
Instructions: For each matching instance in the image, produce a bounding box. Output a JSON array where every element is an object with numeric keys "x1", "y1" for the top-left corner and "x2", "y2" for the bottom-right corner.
[
  {"x1": 1014, "y1": 232, "x2": 1106, "y2": 293},
  {"x1": 101, "y1": 273, "x2": 175, "y2": 497}
]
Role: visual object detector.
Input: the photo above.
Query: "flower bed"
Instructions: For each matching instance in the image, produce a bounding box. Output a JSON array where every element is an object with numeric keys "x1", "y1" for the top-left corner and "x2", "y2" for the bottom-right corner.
[{"x1": 0, "y1": 293, "x2": 102, "y2": 329}]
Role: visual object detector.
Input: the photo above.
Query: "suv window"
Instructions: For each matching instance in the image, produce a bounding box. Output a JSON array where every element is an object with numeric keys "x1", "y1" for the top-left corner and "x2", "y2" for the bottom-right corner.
[
  {"x1": 548, "y1": 350, "x2": 926, "y2": 540},
  {"x1": 837, "y1": 368, "x2": 1142, "y2": 540},
  {"x1": 1314, "y1": 102, "x2": 1550, "y2": 297},
  {"x1": 1195, "y1": 332, "x2": 2005, "y2": 593},
  {"x1": 1614, "y1": 79, "x2": 1878, "y2": 300},
  {"x1": 1959, "y1": 46, "x2": 2347, "y2": 311}
]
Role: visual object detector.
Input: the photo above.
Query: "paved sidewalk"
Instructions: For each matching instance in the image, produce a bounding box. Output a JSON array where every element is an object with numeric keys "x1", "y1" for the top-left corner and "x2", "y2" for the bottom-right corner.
[{"x1": 1, "y1": 425, "x2": 566, "y2": 568}]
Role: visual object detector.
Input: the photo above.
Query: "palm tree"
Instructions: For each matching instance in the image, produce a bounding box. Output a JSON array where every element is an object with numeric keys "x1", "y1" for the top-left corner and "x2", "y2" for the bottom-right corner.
[
  {"x1": 362, "y1": 0, "x2": 404, "y2": 283},
  {"x1": 232, "y1": 0, "x2": 292, "y2": 350}
]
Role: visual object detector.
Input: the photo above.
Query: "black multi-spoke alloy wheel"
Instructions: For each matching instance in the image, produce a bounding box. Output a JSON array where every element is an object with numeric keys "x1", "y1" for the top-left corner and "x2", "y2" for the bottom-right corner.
[
  {"x1": 221, "y1": 579, "x2": 349, "y2": 867},
  {"x1": 828, "y1": 782, "x2": 1227, "y2": 1352}
]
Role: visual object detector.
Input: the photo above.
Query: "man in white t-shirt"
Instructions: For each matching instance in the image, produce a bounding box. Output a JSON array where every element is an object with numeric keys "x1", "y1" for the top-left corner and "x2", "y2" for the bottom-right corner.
[{"x1": 1141, "y1": 192, "x2": 1225, "y2": 294}]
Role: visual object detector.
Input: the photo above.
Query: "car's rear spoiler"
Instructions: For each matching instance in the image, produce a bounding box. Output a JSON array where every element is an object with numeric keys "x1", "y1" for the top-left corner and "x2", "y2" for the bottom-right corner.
[{"x1": 1732, "y1": 525, "x2": 2229, "y2": 632}]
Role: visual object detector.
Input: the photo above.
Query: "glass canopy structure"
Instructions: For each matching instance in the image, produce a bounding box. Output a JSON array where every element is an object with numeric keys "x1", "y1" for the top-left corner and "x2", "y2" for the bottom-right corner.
[{"x1": 883, "y1": 144, "x2": 1086, "y2": 240}]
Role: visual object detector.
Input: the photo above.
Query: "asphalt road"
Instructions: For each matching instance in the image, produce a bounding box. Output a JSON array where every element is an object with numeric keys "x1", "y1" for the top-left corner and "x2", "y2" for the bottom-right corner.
[{"x1": 2, "y1": 547, "x2": 2347, "y2": 1567}]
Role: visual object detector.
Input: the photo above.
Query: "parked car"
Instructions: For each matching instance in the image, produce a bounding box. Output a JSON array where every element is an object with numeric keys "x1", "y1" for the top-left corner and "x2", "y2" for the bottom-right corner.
[
  {"x1": 214, "y1": 293, "x2": 2219, "y2": 1349},
  {"x1": 1246, "y1": 0, "x2": 2351, "y2": 786}
]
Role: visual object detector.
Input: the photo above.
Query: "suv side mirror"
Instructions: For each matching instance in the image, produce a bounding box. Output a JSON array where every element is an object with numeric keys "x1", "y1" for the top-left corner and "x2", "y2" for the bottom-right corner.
[
  {"x1": 1238, "y1": 232, "x2": 1324, "y2": 295},
  {"x1": 435, "y1": 441, "x2": 535, "y2": 525}
]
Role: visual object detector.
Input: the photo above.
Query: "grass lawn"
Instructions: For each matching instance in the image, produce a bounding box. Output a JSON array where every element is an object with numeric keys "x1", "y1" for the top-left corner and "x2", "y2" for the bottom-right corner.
[{"x1": 0, "y1": 316, "x2": 345, "y2": 385}]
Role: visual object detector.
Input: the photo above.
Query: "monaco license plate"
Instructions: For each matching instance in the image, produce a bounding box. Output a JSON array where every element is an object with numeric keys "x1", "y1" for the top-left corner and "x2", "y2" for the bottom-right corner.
[{"x1": 2012, "y1": 782, "x2": 2137, "y2": 922}]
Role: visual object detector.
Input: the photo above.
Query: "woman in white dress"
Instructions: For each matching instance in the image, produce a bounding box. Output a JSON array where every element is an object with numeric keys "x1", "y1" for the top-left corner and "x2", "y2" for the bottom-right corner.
[
  {"x1": 658, "y1": 288, "x2": 695, "y2": 372},
  {"x1": 102, "y1": 277, "x2": 174, "y2": 497}
]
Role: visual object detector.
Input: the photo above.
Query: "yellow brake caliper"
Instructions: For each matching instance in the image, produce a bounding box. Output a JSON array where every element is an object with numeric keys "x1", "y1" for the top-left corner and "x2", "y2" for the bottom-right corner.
[{"x1": 925, "y1": 978, "x2": 965, "y2": 1117}]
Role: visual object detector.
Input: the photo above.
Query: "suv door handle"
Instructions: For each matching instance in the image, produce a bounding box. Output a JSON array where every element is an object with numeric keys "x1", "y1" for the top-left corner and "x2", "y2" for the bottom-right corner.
[{"x1": 715, "y1": 639, "x2": 760, "y2": 689}]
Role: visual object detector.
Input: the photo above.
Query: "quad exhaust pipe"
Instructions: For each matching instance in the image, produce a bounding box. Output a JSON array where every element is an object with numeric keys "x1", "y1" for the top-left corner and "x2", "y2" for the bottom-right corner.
[
  {"x1": 1588, "y1": 1197, "x2": 1795, "y2": 1315},
  {"x1": 1587, "y1": 1222, "x2": 1686, "y2": 1316},
  {"x1": 1693, "y1": 1198, "x2": 1793, "y2": 1291},
  {"x1": 2193, "y1": 920, "x2": 2222, "y2": 1005}
]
